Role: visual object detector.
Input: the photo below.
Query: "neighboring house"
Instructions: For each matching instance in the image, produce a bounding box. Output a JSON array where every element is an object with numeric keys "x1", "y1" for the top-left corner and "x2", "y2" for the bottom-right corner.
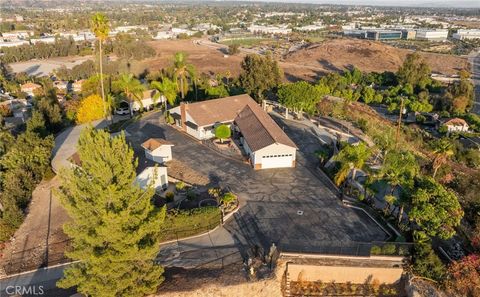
[
  {"x1": 441, "y1": 118, "x2": 469, "y2": 133},
  {"x1": 168, "y1": 94, "x2": 297, "y2": 169},
  {"x1": 141, "y1": 138, "x2": 174, "y2": 163},
  {"x1": 54, "y1": 81, "x2": 68, "y2": 92},
  {"x1": 0, "y1": 98, "x2": 31, "y2": 121},
  {"x1": 129, "y1": 89, "x2": 165, "y2": 112},
  {"x1": 20, "y1": 82, "x2": 41, "y2": 97},
  {"x1": 69, "y1": 153, "x2": 169, "y2": 192},
  {"x1": 72, "y1": 80, "x2": 84, "y2": 93},
  {"x1": 135, "y1": 166, "x2": 169, "y2": 193}
]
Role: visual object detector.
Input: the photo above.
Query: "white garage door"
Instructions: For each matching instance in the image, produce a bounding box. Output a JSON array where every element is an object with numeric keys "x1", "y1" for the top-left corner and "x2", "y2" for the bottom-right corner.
[{"x1": 260, "y1": 154, "x2": 293, "y2": 169}]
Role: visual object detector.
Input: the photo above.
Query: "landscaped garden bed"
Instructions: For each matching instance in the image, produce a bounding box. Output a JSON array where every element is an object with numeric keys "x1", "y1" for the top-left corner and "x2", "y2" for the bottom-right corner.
[
  {"x1": 159, "y1": 206, "x2": 222, "y2": 242},
  {"x1": 156, "y1": 182, "x2": 239, "y2": 242},
  {"x1": 290, "y1": 280, "x2": 403, "y2": 296}
]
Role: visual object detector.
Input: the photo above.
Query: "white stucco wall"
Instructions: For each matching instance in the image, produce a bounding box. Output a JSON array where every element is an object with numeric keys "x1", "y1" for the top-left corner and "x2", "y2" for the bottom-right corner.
[
  {"x1": 145, "y1": 145, "x2": 173, "y2": 163},
  {"x1": 135, "y1": 167, "x2": 168, "y2": 192},
  {"x1": 252, "y1": 143, "x2": 296, "y2": 165}
]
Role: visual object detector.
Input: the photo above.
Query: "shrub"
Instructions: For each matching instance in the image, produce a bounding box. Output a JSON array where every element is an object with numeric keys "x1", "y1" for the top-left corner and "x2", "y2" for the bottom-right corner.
[
  {"x1": 382, "y1": 244, "x2": 397, "y2": 255},
  {"x1": 220, "y1": 192, "x2": 237, "y2": 211},
  {"x1": 76, "y1": 94, "x2": 105, "y2": 124},
  {"x1": 186, "y1": 189, "x2": 196, "y2": 201},
  {"x1": 43, "y1": 167, "x2": 56, "y2": 181},
  {"x1": 165, "y1": 111, "x2": 174, "y2": 124},
  {"x1": 208, "y1": 187, "x2": 221, "y2": 199},
  {"x1": 214, "y1": 124, "x2": 231, "y2": 143},
  {"x1": 165, "y1": 191, "x2": 174, "y2": 202},
  {"x1": 416, "y1": 114, "x2": 426, "y2": 123},
  {"x1": 228, "y1": 44, "x2": 240, "y2": 55},
  {"x1": 175, "y1": 181, "x2": 186, "y2": 191},
  {"x1": 412, "y1": 243, "x2": 446, "y2": 281},
  {"x1": 371, "y1": 245, "x2": 382, "y2": 255}
]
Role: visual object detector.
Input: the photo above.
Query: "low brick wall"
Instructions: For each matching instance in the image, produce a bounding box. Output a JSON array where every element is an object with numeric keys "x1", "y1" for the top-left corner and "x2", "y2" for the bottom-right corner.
[{"x1": 288, "y1": 263, "x2": 403, "y2": 284}]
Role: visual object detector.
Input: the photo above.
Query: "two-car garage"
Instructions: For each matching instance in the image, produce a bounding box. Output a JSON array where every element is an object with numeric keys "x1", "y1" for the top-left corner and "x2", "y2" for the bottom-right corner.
[
  {"x1": 235, "y1": 104, "x2": 298, "y2": 170},
  {"x1": 261, "y1": 154, "x2": 295, "y2": 169}
]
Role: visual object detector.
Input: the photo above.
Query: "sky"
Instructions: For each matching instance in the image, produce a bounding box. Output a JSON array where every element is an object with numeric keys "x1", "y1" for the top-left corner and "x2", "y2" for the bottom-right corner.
[{"x1": 217, "y1": 0, "x2": 480, "y2": 8}]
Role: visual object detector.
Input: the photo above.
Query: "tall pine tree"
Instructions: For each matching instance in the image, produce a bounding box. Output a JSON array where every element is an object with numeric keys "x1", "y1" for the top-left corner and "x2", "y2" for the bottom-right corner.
[{"x1": 57, "y1": 127, "x2": 165, "y2": 297}]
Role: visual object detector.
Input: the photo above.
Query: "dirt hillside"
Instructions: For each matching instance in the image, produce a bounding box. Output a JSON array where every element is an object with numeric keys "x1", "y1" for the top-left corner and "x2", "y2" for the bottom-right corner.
[
  {"x1": 282, "y1": 38, "x2": 469, "y2": 80},
  {"x1": 144, "y1": 38, "x2": 469, "y2": 83},
  {"x1": 155, "y1": 263, "x2": 284, "y2": 297},
  {"x1": 145, "y1": 40, "x2": 244, "y2": 77}
]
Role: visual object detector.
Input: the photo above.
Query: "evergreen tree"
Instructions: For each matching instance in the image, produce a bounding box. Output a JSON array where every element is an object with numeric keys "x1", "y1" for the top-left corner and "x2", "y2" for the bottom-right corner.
[
  {"x1": 239, "y1": 54, "x2": 282, "y2": 102},
  {"x1": 57, "y1": 128, "x2": 166, "y2": 297},
  {"x1": 397, "y1": 53, "x2": 431, "y2": 90}
]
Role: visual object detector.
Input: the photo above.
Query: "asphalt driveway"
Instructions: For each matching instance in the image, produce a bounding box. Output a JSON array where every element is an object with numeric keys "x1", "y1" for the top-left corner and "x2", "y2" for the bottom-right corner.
[{"x1": 125, "y1": 111, "x2": 388, "y2": 255}]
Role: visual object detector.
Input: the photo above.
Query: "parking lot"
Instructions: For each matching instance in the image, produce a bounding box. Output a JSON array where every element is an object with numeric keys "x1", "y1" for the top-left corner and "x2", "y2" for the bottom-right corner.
[{"x1": 126, "y1": 111, "x2": 389, "y2": 254}]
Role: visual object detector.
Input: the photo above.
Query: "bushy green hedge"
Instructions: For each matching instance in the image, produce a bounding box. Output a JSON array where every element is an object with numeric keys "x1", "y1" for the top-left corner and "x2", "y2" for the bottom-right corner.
[{"x1": 159, "y1": 207, "x2": 221, "y2": 241}]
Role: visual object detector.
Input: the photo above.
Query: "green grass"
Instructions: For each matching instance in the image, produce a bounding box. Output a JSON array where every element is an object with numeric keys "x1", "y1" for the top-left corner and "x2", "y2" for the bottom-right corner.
[
  {"x1": 159, "y1": 206, "x2": 221, "y2": 242},
  {"x1": 221, "y1": 38, "x2": 272, "y2": 47}
]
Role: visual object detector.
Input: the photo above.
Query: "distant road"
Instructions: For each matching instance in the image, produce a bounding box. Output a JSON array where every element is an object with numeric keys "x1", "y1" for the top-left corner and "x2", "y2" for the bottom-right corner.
[{"x1": 470, "y1": 51, "x2": 480, "y2": 114}]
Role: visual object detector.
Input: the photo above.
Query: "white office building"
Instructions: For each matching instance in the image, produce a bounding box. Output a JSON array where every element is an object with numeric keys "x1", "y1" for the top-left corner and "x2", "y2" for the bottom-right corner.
[
  {"x1": 415, "y1": 29, "x2": 448, "y2": 41},
  {"x1": 453, "y1": 30, "x2": 480, "y2": 40},
  {"x1": 248, "y1": 25, "x2": 291, "y2": 35}
]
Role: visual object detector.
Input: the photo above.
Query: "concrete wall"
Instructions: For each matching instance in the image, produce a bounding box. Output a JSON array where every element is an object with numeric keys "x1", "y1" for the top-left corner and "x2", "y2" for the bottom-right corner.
[
  {"x1": 288, "y1": 263, "x2": 403, "y2": 284},
  {"x1": 146, "y1": 146, "x2": 173, "y2": 163}
]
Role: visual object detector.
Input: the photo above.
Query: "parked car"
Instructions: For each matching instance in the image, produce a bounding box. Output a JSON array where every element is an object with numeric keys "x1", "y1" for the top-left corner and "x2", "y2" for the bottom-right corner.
[{"x1": 115, "y1": 101, "x2": 131, "y2": 115}]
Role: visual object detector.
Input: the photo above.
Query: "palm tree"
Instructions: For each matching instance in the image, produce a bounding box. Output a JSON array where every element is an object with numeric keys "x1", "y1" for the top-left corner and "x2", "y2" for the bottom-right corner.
[
  {"x1": 333, "y1": 142, "x2": 371, "y2": 187},
  {"x1": 431, "y1": 138, "x2": 454, "y2": 178},
  {"x1": 90, "y1": 13, "x2": 110, "y2": 121},
  {"x1": 172, "y1": 52, "x2": 196, "y2": 99},
  {"x1": 150, "y1": 78, "x2": 177, "y2": 109},
  {"x1": 113, "y1": 74, "x2": 145, "y2": 117},
  {"x1": 378, "y1": 150, "x2": 419, "y2": 224}
]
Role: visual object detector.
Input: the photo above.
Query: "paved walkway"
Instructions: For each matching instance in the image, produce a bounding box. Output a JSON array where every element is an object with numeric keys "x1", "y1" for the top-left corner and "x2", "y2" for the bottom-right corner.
[{"x1": 51, "y1": 119, "x2": 106, "y2": 173}]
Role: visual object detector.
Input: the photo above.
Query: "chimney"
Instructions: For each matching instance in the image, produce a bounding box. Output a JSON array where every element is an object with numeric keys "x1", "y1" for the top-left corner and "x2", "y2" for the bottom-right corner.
[{"x1": 180, "y1": 102, "x2": 187, "y2": 131}]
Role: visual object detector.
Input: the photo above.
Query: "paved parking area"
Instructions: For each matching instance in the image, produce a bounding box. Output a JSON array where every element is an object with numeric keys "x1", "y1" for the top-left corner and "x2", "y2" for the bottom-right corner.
[{"x1": 126, "y1": 112, "x2": 388, "y2": 254}]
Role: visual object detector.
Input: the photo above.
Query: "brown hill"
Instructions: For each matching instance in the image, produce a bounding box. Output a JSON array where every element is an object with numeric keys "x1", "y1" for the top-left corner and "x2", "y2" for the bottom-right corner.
[{"x1": 281, "y1": 38, "x2": 469, "y2": 81}]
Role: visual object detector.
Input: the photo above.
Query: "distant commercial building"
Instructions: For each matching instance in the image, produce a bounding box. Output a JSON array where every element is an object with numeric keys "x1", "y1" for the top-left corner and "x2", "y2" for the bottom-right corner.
[
  {"x1": 30, "y1": 37, "x2": 56, "y2": 44},
  {"x1": 343, "y1": 29, "x2": 367, "y2": 38},
  {"x1": 248, "y1": 25, "x2": 291, "y2": 35},
  {"x1": 0, "y1": 40, "x2": 29, "y2": 48},
  {"x1": 401, "y1": 29, "x2": 417, "y2": 40},
  {"x1": 344, "y1": 29, "x2": 403, "y2": 41},
  {"x1": 365, "y1": 30, "x2": 403, "y2": 41},
  {"x1": 453, "y1": 29, "x2": 480, "y2": 40},
  {"x1": 415, "y1": 29, "x2": 448, "y2": 41},
  {"x1": 115, "y1": 25, "x2": 148, "y2": 33},
  {"x1": 295, "y1": 24, "x2": 325, "y2": 32},
  {"x1": 171, "y1": 27, "x2": 197, "y2": 36}
]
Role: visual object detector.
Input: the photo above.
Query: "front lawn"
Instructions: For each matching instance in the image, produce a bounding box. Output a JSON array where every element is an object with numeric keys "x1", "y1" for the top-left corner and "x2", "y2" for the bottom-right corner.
[{"x1": 159, "y1": 206, "x2": 222, "y2": 242}]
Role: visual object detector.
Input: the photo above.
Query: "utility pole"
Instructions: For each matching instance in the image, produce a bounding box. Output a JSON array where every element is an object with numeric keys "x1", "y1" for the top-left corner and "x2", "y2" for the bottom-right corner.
[{"x1": 395, "y1": 97, "x2": 405, "y2": 149}]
